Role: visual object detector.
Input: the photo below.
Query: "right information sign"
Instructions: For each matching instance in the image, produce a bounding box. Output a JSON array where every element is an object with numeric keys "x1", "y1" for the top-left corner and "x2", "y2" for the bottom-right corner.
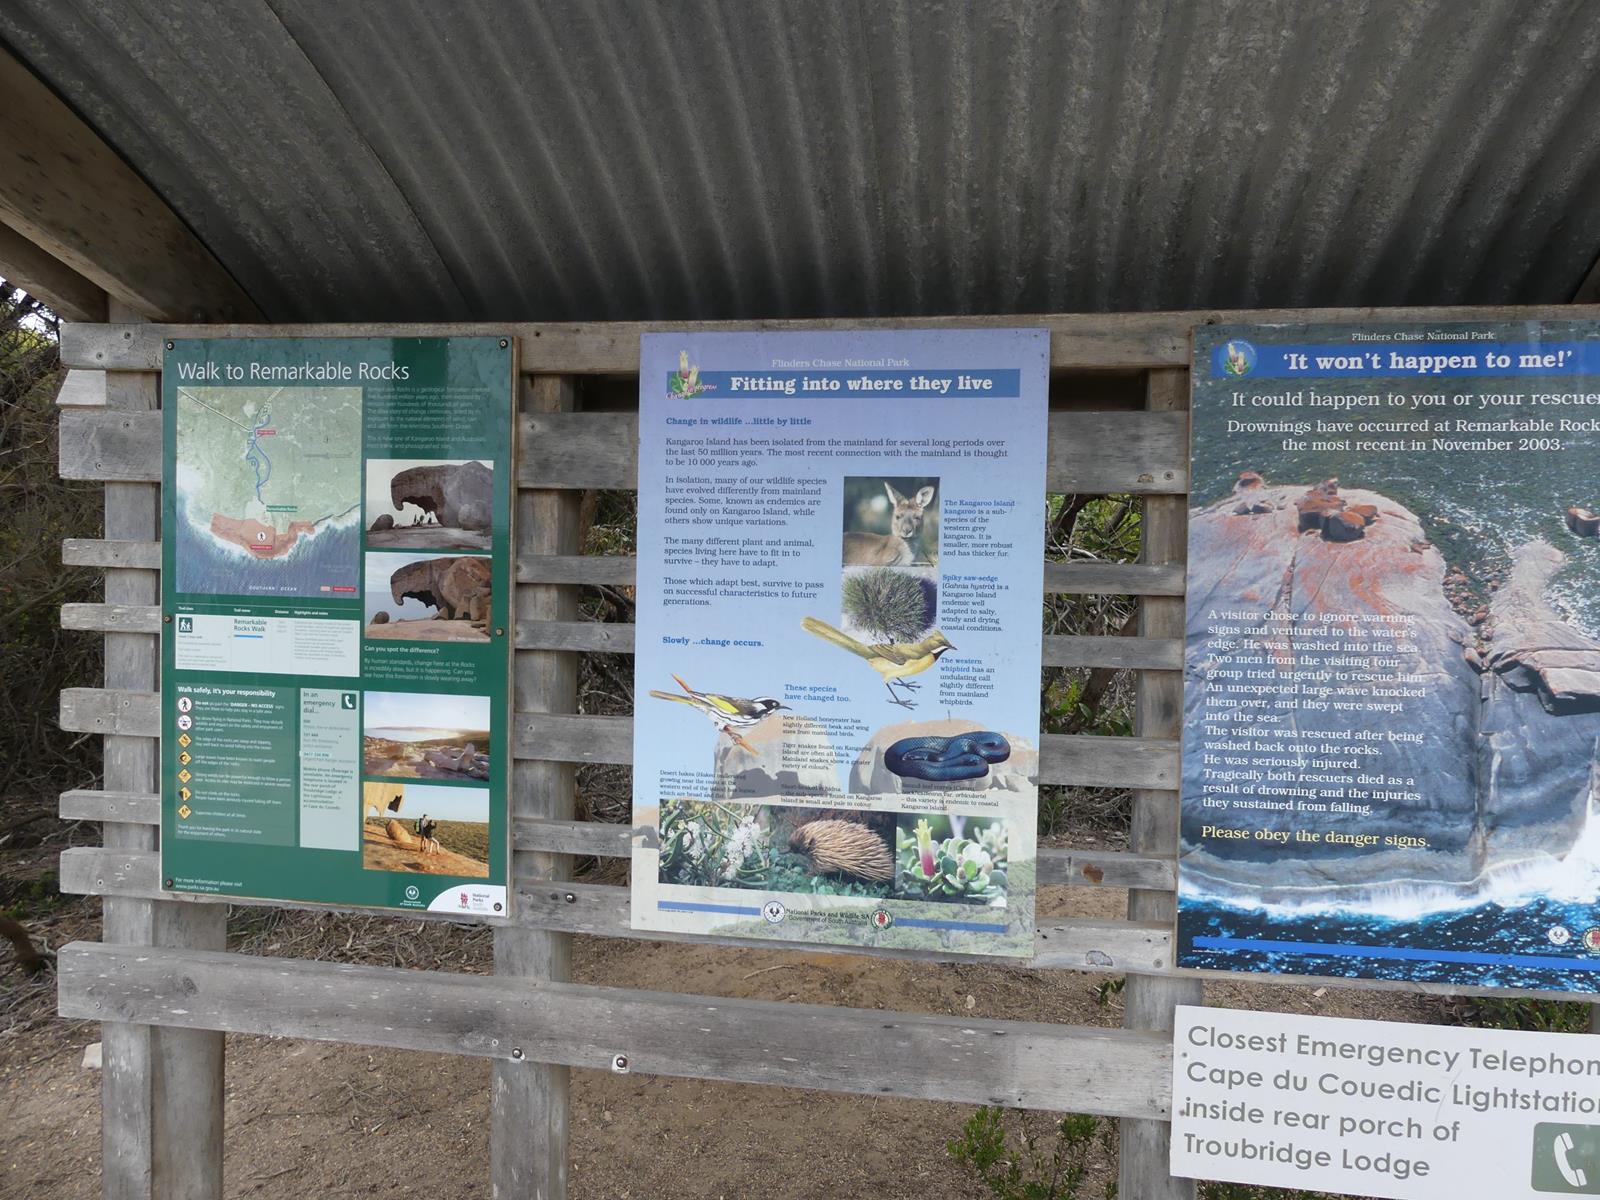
[
  {"x1": 1179, "y1": 321, "x2": 1600, "y2": 990},
  {"x1": 1173, "y1": 1005, "x2": 1600, "y2": 1199}
]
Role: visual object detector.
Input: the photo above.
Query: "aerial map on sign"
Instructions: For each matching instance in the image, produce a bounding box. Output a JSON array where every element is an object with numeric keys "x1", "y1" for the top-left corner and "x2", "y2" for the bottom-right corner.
[{"x1": 173, "y1": 385, "x2": 362, "y2": 598}]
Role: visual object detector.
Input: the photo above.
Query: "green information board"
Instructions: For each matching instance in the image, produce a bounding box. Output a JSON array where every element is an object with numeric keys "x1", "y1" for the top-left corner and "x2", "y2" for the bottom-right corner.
[{"x1": 160, "y1": 337, "x2": 514, "y2": 915}]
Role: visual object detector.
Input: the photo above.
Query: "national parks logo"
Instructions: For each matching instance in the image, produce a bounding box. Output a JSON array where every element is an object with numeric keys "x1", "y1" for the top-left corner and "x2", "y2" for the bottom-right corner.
[{"x1": 1217, "y1": 339, "x2": 1257, "y2": 378}]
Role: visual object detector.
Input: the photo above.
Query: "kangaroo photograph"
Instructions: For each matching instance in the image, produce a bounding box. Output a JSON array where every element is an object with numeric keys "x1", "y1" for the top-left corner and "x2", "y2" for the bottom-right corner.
[{"x1": 841, "y1": 477, "x2": 939, "y2": 567}]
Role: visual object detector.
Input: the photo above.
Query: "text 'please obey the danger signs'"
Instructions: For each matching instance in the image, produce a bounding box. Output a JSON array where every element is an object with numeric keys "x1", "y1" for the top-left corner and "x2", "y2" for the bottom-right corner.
[{"x1": 1173, "y1": 1005, "x2": 1600, "y2": 1198}]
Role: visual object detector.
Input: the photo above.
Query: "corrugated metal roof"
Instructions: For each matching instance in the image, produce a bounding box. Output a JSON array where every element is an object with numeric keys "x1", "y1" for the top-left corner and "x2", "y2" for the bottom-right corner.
[{"x1": 4, "y1": 0, "x2": 1599, "y2": 323}]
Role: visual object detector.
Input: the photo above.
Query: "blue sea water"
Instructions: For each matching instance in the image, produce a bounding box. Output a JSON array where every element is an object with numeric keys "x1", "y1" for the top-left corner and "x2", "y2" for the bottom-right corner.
[
  {"x1": 1179, "y1": 897, "x2": 1600, "y2": 991},
  {"x1": 173, "y1": 498, "x2": 360, "y2": 599}
]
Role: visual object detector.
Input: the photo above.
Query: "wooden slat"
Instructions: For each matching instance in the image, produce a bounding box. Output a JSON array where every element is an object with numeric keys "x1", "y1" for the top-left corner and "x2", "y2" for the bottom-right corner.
[
  {"x1": 62, "y1": 305, "x2": 1600, "y2": 373},
  {"x1": 51, "y1": 796, "x2": 1177, "y2": 891},
  {"x1": 1039, "y1": 846, "x2": 1176, "y2": 890},
  {"x1": 1120, "y1": 367, "x2": 1203, "y2": 1200},
  {"x1": 0, "y1": 220, "x2": 107, "y2": 322},
  {"x1": 0, "y1": 54, "x2": 258, "y2": 323},
  {"x1": 57, "y1": 688, "x2": 1180, "y2": 789},
  {"x1": 518, "y1": 554, "x2": 638, "y2": 586},
  {"x1": 1042, "y1": 733, "x2": 1178, "y2": 789},
  {"x1": 61, "y1": 788, "x2": 161, "y2": 825},
  {"x1": 514, "y1": 880, "x2": 1171, "y2": 971},
  {"x1": 58, "y1": 407, "x2": 161, "y2": 482},
  {"x1": 1046, "y1": 561, "x2": 1184, "y2": 596},
  {"x1": 66, "y1": 846, "x2": 1600, "y2": 1003},
  {"x1": 59, "y1": 846, "x2": 1166, "y2": 973},
  {"x1": 56, "y1": 406, "x2": 1189, "y2": 495},
  {"x1": 50, "y1": 801, "x2": 1176, "y2": 892},
  {"x1": 517, "y1": 410, "x2": 1186, "y2": 494},
  {"x1": 1043, "y1": 635, "x2": 1180, "y2": 671},
  {"x1": 516, "y1": 619, "x2": 635, "y2": 653},
  {"x1": 514, "y1": 818, "x2": 633, "y2": 857},
  {"x1": 61, "y1": 603, "x2": 162, "y2": 634},
  {"x1": 519, "y1": 554, "x2": 1183, "y2": 599},
  {"x1": 517, "y1": 619, "x2": 1176, "y2": 670},
  {"x1": 62, "y1": 538, "x2": 161, "y2": 569},
  {"x1": 59, "y1": 688, "x2": 159, "y2": 737},
  {"x1": 57, "y1": 848, "x2": 503, "y2": 928},
  {"x1": 58, "y1": 942, "x2": 1172, "y2": 1120},
  {"x1": 55, "y1": 368, "x2": 109, "y2": 407},
  {"x1": 513, "y1": 712, "x2": 1178, "y2": 789}
]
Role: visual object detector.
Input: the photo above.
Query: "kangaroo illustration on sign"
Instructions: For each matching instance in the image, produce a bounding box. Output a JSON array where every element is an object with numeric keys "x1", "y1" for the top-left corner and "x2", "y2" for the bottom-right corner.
[{"x1": 843, "y1": 482, "x2": 935, "y2": 566}]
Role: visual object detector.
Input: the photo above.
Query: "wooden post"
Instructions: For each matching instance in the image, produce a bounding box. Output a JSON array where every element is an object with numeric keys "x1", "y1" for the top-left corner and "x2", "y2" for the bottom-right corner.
[
  {"x1": 1119, "y1": 366, "x2": 1203, "y2": 1199},
  {"x1": 492, "y1": 373, "x2": 580, "y2": 1199},
  {"x1": 96, "y1": 305, "x2": 226, "y2": 1200}
]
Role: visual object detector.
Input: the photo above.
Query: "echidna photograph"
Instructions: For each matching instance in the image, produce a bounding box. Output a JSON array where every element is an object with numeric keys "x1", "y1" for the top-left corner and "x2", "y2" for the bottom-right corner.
[{"x1": 656, "y1": 799, "x2": 894, "y2": 898}]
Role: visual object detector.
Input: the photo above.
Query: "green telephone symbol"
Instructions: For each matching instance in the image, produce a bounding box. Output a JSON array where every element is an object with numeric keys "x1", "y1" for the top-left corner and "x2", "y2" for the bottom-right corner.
[{"x1": 1534, "y1": 1124, "x2": 1600, "y2": 1194}]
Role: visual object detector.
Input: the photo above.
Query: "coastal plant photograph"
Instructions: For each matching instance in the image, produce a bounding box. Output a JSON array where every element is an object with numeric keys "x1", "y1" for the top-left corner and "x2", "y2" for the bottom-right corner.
[
  {"x1": 840, "y1": 563, "x2": 937, "y2": 641},
  {"x1": 895, "y1": 815, "x2": 1009, "y2": 906},
  {"x1": 657, "y1": 799, "x2": 772, "y2": 888}
]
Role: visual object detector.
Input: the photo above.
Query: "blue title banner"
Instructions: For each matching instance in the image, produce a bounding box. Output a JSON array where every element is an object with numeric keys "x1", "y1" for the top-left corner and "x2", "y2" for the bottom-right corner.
[
  {"x1": 667, "y1": 368, "x2": 1021, "y2": 398},
  {"x1": 1211, "y1": 340, "x2": 1600, "y2": 380}
]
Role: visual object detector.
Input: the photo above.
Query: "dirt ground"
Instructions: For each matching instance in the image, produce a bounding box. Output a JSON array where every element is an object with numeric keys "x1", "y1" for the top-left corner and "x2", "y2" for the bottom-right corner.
[{"x1": 1, "y1": 876, "x2": 1451, "y2": 1200}]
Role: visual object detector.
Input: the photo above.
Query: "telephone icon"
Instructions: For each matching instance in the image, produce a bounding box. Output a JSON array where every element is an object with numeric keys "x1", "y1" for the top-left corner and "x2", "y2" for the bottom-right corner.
[
  {"x1": 1534, "y1": 1123, "x2": 1600, "y2": 1194},
  {"x1": 1559, "y1": 1133, "x2": 1590, "y2": 1189}
]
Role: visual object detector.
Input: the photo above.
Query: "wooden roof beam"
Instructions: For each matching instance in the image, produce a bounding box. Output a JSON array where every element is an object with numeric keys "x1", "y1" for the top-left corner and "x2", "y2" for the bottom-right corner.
[
  {"x1": 0, "y1": 47, "x2": 260, "y2": 323},
  {"x1": 0, "y1": 217, "x2": 106, "y2": 321}
]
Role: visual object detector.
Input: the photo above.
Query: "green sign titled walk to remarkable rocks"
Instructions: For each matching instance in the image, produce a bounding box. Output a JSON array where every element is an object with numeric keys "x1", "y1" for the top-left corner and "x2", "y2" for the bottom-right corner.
[{"x1": 161, "y1": 337, "x2": 513, "y2": 915}]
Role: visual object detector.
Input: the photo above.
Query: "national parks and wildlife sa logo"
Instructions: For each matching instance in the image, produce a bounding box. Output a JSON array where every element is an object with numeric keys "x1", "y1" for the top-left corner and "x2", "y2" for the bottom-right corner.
[
  {"x1": 1216, "y1": 339, "x2": 1257, "y2": 378},
  {"x1": 669, "y1": 350, "x2": 714, "y2": 398}
]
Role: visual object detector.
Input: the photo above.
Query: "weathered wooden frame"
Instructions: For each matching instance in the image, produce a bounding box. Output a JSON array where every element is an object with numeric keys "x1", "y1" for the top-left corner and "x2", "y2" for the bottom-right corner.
[{"x1": 53, "y1": 307, "x2": 1600, "y2": 1200}]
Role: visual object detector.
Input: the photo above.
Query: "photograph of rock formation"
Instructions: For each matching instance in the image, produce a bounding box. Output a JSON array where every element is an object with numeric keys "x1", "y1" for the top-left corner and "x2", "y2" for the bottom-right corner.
[
  {"x1": 365, "y1": 458, "x2": 493, "y2": 551},
  {"x1": 362, "y1": 690, "x2": 491, "y2": 782},
  {"x1": 363, "y1": 551, "x2": 491, "y2": 642}
]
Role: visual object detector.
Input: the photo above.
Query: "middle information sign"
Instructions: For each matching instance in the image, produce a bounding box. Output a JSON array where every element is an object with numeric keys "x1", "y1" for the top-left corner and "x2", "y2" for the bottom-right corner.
[{"x1": 629, "y1": 329, "x2": 1049, "y2": 957}]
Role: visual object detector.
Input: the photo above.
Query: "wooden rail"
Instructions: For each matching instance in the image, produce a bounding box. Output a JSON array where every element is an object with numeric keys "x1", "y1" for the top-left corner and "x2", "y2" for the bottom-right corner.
[
  {"x1": 58, "y1": 604, "x2": 1184, "y2": 668},
  {"x1": 56, "y1": 942, "x2": 1174, "y2": 1120},
  {"x1": 59, "y1": 405, "x2": 1190, "y2": 494},
  {"x1": 62, "y1": 538, "x2": 1187, "y2": 596},
  {"x1": 59, "y1": 687, "x2": 1181, "y2": 790}
]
